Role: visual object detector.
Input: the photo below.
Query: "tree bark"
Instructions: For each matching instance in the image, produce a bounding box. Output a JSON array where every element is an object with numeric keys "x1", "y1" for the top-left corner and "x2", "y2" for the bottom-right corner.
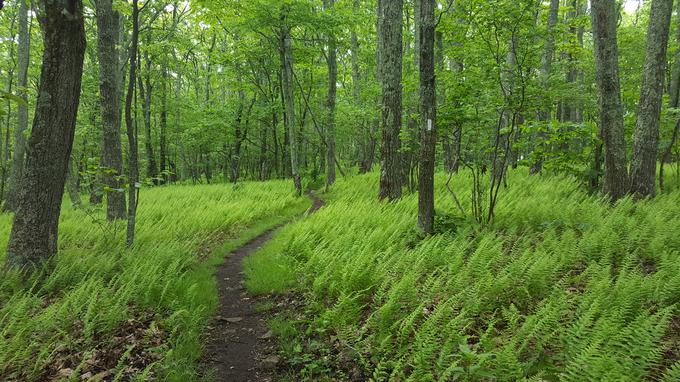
[
  {"x1": 630, "y1": 0, "x2": 673, "y2": 198},
  {"x1": 670, "y1": 0, "x2": 680, "y2": 109},
  {"x1": 437, "y1": 30, "x2": 454, "y2": 173},
  {"x1": 159, "y1": 53, "x2": 168, "y2": 184},
  {"x1": 325, "y1": 0, "x2": 337, "y2": 187},
  {"x1": 530, "y1": 0, "x2": 559, "y2": 175},
  {"x1": 418, "y1": 0, "x2": 436, "y2": 234},
  {"x1": 139, "y1": 33, "x2": 157, "y2": 184},
  {"x1": 66, "y1": 154, "x2": 82, "y2": 208},
  {"x1": 280, "y1": 7, "x2": 301, "y2": 195},
  {"x1": 95, "y1": 0, "x2": 126, "y2": 220},
  {"x1": 4, "y1": 0, "x2": 30, "y2": 212},
  {"x1": 661, "y1": 1, "x2": 680, "y2": 192},
  {"x1": 378, "y1": 0, "x2": 404, "y2": 201},
  {"x1": 6, "y1": 0, "x2": 86, "y2": 269},
  {"x1": 1, "y1": 15, "x2": 16, "y2": 205},
  {"x1": 125, "y1": 0, "x2": 140, "y2": 247},
  {"x1": 591, "y1": 0, "x2": 629, "y2": 201}
]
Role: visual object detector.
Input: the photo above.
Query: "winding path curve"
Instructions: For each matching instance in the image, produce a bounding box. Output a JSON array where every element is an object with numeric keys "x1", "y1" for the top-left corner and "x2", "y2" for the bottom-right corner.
[{"x1": 201, "y1": 193, "x2": 324, "y2": 381}]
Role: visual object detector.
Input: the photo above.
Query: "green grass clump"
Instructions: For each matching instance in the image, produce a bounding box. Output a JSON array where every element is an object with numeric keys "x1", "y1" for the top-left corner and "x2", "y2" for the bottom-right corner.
[
  {"x1": 0, "y1": 180, "x2": 309, "y2": 381},
  {"x1": 245, "y1": 170, "x2": 680, "y2": 381}
]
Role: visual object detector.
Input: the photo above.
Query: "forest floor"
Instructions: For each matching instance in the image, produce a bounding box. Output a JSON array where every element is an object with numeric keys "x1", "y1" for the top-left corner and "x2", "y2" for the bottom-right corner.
[{"x1": 201, "y1": 193, "x2": 324, "y2": 382}]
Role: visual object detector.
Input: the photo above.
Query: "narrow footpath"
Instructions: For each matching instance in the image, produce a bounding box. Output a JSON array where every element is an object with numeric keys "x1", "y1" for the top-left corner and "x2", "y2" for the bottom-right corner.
[{"x1": 201, "y1": 194, "x2": 324, "y2": 381}]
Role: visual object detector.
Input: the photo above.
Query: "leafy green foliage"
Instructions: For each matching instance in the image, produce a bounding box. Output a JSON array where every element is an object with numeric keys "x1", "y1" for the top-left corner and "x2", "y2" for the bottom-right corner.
[
  {"x1": 246, "y1": 170, "x2": 680, "y2": 381},
  {"x1": 0, "y1": 180, "x2": 307, "y2": 381}
]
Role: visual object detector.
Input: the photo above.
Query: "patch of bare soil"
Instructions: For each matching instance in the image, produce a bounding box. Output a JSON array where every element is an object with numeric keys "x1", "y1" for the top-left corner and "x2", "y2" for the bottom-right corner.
[{"x1": 200, "y1": 193, "x2": 324, "y2": 382}]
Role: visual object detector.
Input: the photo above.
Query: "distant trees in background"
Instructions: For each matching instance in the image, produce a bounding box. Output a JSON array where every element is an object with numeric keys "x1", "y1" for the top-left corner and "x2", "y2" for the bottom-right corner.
[{"x1": 1, "y1": 0, "x2": 680, "y2": 268}]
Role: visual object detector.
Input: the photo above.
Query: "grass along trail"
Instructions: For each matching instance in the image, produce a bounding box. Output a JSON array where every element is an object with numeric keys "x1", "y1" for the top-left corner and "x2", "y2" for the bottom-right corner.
[{"x1": 201, "y1": 193, "x2": 324, "y2": 381}]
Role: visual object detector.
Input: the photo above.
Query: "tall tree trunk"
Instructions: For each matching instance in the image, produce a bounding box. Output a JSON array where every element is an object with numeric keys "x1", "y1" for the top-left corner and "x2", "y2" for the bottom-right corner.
[
  {"x1": 670, "y1": 0, "x2": 680, "y2": 109},
  {"x1": 630, "y1": 0, "x2": 673, "y2": 198},
  {"x1": 352, "y1": 1, "x2": 374, "y2": 174},
  {"x1": 418, "y1": 0, "x2": 436, "y2": 234},
  {"x1": 280, "y1": 9, "x2": 301, "y2": 195},
  {"x1": 530, "y1": 0, "x2": 559, "y2": 175},
  {"x1": 437, "y1": 30, "x2": 454, "y2": 172},
  {"x1": 95, "y1": 0, "x2": 126, "y2": 220},
  {"x1": 125, "y1": 0, "x2": 140, "y2": 247},
  {"x1": 4, "y1": 0, "x2": 30, "y2": 212},
  {"x1": 259, "y1": 121, "x2": 269, "y2": 180},
  {"x1": 272, "y1": 110, "x2": 280, "y2": 177},
  {"x1": 139, "y1": 34, "x2": 157, "y2": 184},
  {"x1": 591, "y1": 0, "x2": 629, "y2": 201},
  {"x1": 1, "y1": 15, "x2": 16, "y2": 205},
  {"x1": 660, "y1": 0, "x2": 680, "y2": 191},
  {"x1": 325, "y1": 0, "x2": 337, "y2": 187},
  {"x1": 159, "y1": 54, "x2": 168, "y2": 184},
  {"x1": 6, "y1": 0, "x2": 86, "y2": 269},
  {"x1": 66, "y1": 154, "x2": 82, "y2": 208},
  {"x1": 230, "y1": 69, "x2": 246, "y2": 183},
  {"x1": 378, "y1": 0, "x2": 404, "y2": 201}
]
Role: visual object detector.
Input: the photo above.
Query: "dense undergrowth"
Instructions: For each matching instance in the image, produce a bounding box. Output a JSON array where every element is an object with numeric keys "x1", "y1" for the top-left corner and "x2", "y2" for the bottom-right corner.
[
  {"x1": 0, "y1": 180, "x2": 308, "y2": 381},
  {"x1": 246, "y1": 170, "x2": 680, "y2": 381}
]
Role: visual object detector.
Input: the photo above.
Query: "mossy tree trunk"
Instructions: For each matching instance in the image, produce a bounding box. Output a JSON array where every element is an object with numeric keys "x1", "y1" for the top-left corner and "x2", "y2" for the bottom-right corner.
[
  {"x1": 591, "y1": 0, "x2": 629, "y2": 201},
  {"x1": 6, "y1": 0, "x2": 86, "y2": 270},
  {"x1": 95, "y1": 0, "x2": 127, "y2": 220},
  {"x1": 417, "y1": 0, "x2": 436, "y2": 234},
  {"x1": 378, "y1": 0, "x2": 404, "y2": 201},
  {"x1": 4, "y1": 0, "x2": 30, "y2": 212},
  {"x1": 630, "y1": 0, "x2": 673, "y2": 198}
]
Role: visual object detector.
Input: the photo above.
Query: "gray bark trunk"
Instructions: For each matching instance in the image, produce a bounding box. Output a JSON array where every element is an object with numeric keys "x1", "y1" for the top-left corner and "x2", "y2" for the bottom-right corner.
[
  {"x1": 417, "y1": 0, "x2": 436, "y2": 233},
  {"x1": 591, "y1": 0, "x2": 629, "y2": 201},
  {"x1": 139, "y1": 38, "x2": 157, "y2": 183},
  {"x1": 6, "y1": 0, "x2": 86, "y2": 269},
  {"x1": 670, "y1": 0, "x2": 680, "y2": 108},
  {"x1": 125, "y1": 0, "x2": 140, "y2": 247},
  {"x1": 530, "y1": 0, "x2": 559, "y2": 175},
  {"x1": 95, "y1": 0, "x2": 126, "y2": 220},
  {"x1": 280, "y1": 8, "x2": 301, "y2": 195},
  {"x1": 160, "y1": 54, "x2": 168, "y2": 184},
  {"x1": 378, "y1": 0, "x2": 404, "y2": 201},
  {"x1": 325, "y1": 0, "x2": 337, "y2": 187},
  {"x1": 660, "y1": 0, "x2": 680, "y2": 191},
  {"x1": 438, "y1": 30, "x2": 453, "y2": 172},
  {"x1": 66, "y1": 154, "x2": 81, "y2": 208},
  {"x1": 1, "y1": 15, "x2": 16, "y2": 205},
  {"x1": 5, "y1": 0, "x2": 30, "y2": 212},
  {"x1": 630, "y1": 0, "x2": 673, "y2": 197}
]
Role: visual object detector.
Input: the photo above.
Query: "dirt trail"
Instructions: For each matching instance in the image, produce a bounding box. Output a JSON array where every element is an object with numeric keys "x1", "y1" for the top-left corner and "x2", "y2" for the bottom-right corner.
[{"x1": 201, "y1": 193, "x2": 324, "y2": 381}]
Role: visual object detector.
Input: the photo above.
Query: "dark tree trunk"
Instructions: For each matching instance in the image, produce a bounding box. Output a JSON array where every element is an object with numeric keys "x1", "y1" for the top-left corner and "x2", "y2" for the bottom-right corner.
[
  {"x1": 125, "y1": 0, "x2": 140, "y2": 247},
  {"x1": 96, "y1": 0, "x2": 126, "y2": 220},
  {"x1": 1, "y1": 15, "x2": 16, "y2": 206},
  {"x1": 417, "y1": 0, "x2": 436, "y2": 234},
  {"x1": 630, "y1": 0, "x2": 673, "y2": 198},
  {"x1": 159, "y1": 54, "x2": 168, "y2": 184},
  {"x1": 280, "y1": 8, "x2": 301, "y2": 195},
  {"x1": 530, "y1": 0, "x2": 559, "y2": 175},
  {"x1": 660, "y1": 0, "x2": 680, "y2": 191},
  {"x1": 6, "y1": 0, "x2": 86, "y2": 269},
  {"x1": 378, "y1": 0, "x2": 403, "y2": 201},
  {"x1": 139, "y1": 34, "x2": 157, "y2": 184},
  {"x1": 451, "y1": 126, "x2": 462, "y2": 172},
  {"x1": 325, "y1": 0, "x2": 337, "y2": 187},
  {"x1": 4, "y1": 0, "x2": 30, "y2": 212},
  {"x1": 66, "y1": 154, "x2": 82, "y2": 208},
  {"x1": 591, "y1": 0, "x2": 629, "y2": 201},
  {"x1": 259, "y1": 122, "x2": 269, "y2": 180},
  {"x1": 437, "y1": 30, "x2": 454, "y2": 173},
  {"x1": 231, "y1": 94, "x2": 254, "y2": 184}
]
